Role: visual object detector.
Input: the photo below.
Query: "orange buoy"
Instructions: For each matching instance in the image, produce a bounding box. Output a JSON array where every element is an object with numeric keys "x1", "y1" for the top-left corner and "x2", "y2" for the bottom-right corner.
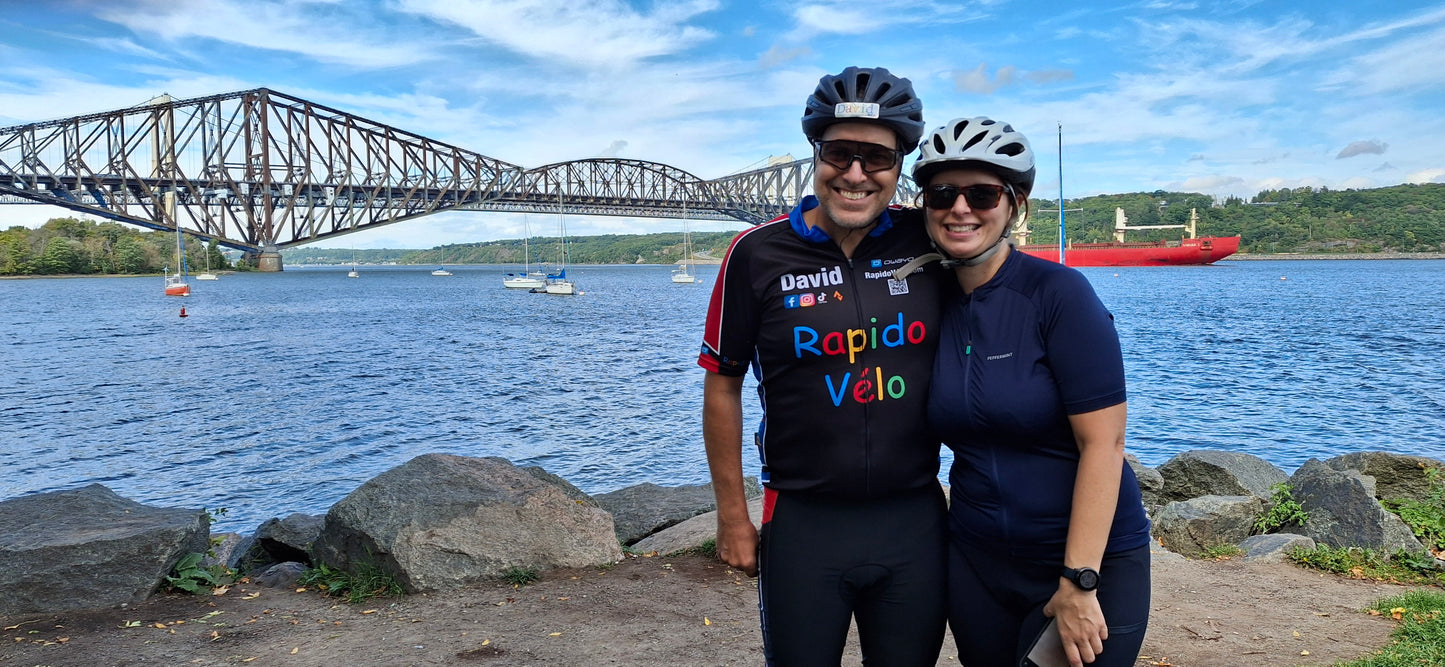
[{"x1": 179, "y1": 307, "x2": 188, "y2": 318}]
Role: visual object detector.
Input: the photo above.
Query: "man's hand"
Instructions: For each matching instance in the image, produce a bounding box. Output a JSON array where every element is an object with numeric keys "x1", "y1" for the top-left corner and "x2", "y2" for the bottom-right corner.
[{"x1": 716, "y1": 516, "x2": 759, "y2": 576}]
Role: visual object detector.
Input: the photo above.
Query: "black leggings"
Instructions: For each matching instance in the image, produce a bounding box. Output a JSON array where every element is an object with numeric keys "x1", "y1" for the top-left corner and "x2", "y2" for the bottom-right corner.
[
  {"x1": 758, "y1": 487, "x2": 947, "y2": 666},
  {"x1": 948, "y1": 540, "x2": 1150, "y2": 667}
]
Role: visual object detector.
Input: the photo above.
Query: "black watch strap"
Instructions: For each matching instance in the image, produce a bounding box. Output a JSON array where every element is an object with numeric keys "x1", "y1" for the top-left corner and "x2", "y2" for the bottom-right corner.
[{"x1": 1061, "y1": 566, "x2": 1100, "y2": 591}]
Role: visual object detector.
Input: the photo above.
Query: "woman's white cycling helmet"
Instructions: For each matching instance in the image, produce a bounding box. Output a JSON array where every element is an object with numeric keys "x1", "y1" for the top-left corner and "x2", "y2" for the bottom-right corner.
[{"x1": 911, "y1": 117, "x2": 1035, "y2": 194}]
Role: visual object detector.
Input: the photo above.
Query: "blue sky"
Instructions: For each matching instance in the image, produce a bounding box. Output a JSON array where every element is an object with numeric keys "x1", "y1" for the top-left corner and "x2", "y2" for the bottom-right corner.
[{"x1": 2, "y1": 0, "x2": 1443, "y2": 249}]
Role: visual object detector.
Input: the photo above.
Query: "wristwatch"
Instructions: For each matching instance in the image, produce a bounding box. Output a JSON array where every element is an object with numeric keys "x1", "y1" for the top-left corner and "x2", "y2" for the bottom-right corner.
[{"x1": 1061, "y1": 566, "x2": 1100, "y2": 591}]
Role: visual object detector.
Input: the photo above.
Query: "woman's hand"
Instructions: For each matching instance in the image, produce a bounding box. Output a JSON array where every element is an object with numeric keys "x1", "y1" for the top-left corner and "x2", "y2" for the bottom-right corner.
[{"x1": 1044, "y1": 582, "x2": 1108, "y2": 666}]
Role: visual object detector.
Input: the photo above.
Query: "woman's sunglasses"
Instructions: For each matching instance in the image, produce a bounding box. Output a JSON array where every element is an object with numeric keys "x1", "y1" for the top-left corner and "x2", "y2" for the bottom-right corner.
[
  {"x1": 813, "y1": 140, "x2": 904, "y2": 174},
  {"x1": 924, "y1": 184, "x2": 1011, "y2": 211}
]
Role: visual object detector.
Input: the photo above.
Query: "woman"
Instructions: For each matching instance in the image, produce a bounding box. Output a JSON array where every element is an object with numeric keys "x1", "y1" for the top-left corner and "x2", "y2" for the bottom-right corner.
[{"x1": 902, "y1": 117, "x2": 1152, "y2": 666}]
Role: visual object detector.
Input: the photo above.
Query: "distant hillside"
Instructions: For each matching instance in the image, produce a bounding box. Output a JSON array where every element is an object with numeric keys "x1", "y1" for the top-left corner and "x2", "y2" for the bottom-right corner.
[
  {"x1": 285, "y1": 231, "x2": 743, "y2": 266},
  {"x1": 1021, "y1": 183, "x2": 1445, "y2": 254},
  {"x1": 9, "y1": 182, "x2": 1443, "y2": 275}
]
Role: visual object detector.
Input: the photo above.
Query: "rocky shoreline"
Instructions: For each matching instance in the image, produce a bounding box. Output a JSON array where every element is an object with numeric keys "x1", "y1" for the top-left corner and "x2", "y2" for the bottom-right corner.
[{"x1": 1, "y1": 449, "x2": 1441, "y2": 618}]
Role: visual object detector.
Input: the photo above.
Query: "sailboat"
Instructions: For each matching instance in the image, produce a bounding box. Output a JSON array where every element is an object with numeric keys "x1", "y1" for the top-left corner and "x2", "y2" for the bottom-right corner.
[
  {"x1": 195, "y1": 239, "x2": 219, "y2": 280},
  {"x1": 671, "y1": 193, "x2": 697, "y2": 284},
  {"x1": 543, "y1": 190, "x2": 578, "y2": 295},
  {"x1": 164, "y1": 225, "x2": 190, "y2": 296},
  {"x1": 347, "y1": 246, "x2": 360, "y2": 278},
  {"x1": 502, "y1": 214, "x2": 546, "y2": 289},
  {"x1": 431, "y1": 245, "x2": 453, "y2": 276}
]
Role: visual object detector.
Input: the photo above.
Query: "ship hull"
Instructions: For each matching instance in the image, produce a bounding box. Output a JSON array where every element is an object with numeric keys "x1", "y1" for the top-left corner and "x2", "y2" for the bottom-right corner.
[{"x1": 1019, "y1": 236, "x2": 1240, "y2": 267}]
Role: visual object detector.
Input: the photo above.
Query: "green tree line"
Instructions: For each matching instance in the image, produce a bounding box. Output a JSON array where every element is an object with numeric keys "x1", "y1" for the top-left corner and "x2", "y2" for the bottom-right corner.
[
  {"x1": 0, "y1": 217, "x2": 231, "y2": 276},
  {"x1": 9, "y1": 182, "x2": 1443, "y2": 275},
  {"x1": 1022, "y1": 183, "x2": 1445, "y2": 253}
]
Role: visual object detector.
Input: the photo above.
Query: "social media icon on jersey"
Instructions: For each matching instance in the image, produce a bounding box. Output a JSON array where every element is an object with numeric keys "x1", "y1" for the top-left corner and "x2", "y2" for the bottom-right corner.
[
  {"x1": 784, "y1": 295, "x2": 800, "y2": 309},
  {"x1": 870, "y1": 259, "x2": 882, "y2": 268},
  {"x1": 800, "y1": 293, "x2": 816, "y2": 307}
]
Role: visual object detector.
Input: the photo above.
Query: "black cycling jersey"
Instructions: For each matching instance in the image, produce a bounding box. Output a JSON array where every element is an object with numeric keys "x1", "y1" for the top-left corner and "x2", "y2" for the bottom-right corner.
[{"x1": 699, "y1": 197, "x2": 944, "y2": 499}]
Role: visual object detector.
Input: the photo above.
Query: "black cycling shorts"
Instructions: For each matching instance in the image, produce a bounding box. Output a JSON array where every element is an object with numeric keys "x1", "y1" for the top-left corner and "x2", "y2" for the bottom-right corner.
[
  {"x1": 758, "y1": 486, "x2": 947, "y2": 666},
  {"x1": 948, "y1": 539, "x2": 1151, "y2": 667}
]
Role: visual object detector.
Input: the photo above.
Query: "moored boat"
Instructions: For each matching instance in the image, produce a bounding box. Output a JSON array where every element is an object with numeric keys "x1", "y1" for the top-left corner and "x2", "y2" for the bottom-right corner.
[{"x1": 1018, "y1": 207, "x2": 1239, "y2": 267}]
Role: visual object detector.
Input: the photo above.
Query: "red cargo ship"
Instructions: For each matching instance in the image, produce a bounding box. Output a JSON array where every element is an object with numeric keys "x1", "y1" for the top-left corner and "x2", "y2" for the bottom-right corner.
[{"x1": 1017, "y1": 207, "x2": 1240, "y2": 267}]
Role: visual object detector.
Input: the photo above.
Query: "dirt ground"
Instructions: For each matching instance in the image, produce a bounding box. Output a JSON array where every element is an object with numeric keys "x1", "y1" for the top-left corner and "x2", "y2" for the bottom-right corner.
[{"x1": 0, "y1": 551, "x2": 1415, "y2": 667}]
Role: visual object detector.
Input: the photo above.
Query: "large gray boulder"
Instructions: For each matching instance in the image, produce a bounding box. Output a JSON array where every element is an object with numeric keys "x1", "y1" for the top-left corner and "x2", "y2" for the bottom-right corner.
[
  {"x1": 597, "y1": 477, "x2": 762, "y2": 545},
  {"x1": 1286, "y1": 458, "x2": 1424, "y2": 552},
  {"x1": 1323, "y1": 451, "x2": 1443, "y2": 504},
  {"x1": 632, "y1": 496, "x2": 767, "y2": 555},
  {"x1": 238, "y1": 513, "x2": 324, "y2": 571},
  {"x1": 1158, "y1": 450, "x2": 1287, "y2": 503},
  {"x1": 0, "y1": 484, "x2": 209, "y2": 615},
  {"x1": 1125, "y1": 453, "x2": 1164, "y2": 515},
  {"x1": 312, "y1": 454, "x2": 622, "y2": 592},
  {"x1": 1150, "y1": 495, "x2": 1263, "y2": 559},
  {"x1": 1239, "y1": 533, "x2": 1316, "y2": 564}
]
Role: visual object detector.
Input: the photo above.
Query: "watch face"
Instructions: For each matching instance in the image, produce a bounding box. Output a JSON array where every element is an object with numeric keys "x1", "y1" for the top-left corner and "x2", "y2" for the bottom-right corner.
[{"x1": 1077, "y1": 569, "x2": 1099, "y2": 590}]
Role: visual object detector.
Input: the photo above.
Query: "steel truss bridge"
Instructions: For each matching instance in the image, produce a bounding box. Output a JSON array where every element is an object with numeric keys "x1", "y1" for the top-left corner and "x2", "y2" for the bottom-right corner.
[{"x1": 0, "y1": 88, "x2": 914, "y2": 263}]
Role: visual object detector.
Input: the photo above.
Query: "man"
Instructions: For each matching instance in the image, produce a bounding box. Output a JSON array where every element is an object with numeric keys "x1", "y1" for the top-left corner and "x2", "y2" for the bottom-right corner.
[{"x1": 698, "y1": 66, "x2": 947, "y2": 665}]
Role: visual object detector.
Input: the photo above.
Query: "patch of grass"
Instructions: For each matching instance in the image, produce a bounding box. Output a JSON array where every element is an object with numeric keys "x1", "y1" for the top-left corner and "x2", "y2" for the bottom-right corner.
[
  {"x1": 299, "y1": 562, "x2": 403, "y2": 603},
  {"x1": 500, "y1": 566, "x2": 540, "y2": 586},
  {"x1": 1200, "y1": 543, "x2": 1244, "y2": 560},
  {"x1": 1336, "y1": 589, "x2": 1445, "y2": 666},
  {"x1": 1253, "y1": 482, "x2": 1309, "y2": 534},
  {"x1": 1288, "y1": 544, "x2": 1445, "y2": 586},
  {"x1": 692, "y1": 538, "x2": 718, "y2": 559},
  {"x1": 1382, "y1": 467, "x2": 1445, "y2": 551}
]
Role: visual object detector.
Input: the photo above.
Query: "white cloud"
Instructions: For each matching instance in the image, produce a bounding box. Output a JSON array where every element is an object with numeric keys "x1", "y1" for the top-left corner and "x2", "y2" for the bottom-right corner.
[
  {"x1": 1405, "y1": 168, "x2": 1445, "y2": 184},
  {"x1": 953, "y1": 63, "x2": 1018, "y2": 95},
  {"x1": 93, "y1": 0, "x2": 440, "y2": 69},
  {"x1": 398, "y1": 0, "x2": 719, "y2": 67}
]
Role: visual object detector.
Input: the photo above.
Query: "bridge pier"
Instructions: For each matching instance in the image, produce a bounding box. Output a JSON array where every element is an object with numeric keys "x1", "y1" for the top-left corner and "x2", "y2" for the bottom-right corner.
[{"x1": 257, "y1": 245, "x2": 283, "y2": 272}]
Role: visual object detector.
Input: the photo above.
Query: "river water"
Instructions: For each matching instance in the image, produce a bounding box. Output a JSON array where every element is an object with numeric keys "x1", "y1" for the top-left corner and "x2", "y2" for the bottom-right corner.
[{"x1": 2, "y1": 259, "x2": 1443, "y2": 532}]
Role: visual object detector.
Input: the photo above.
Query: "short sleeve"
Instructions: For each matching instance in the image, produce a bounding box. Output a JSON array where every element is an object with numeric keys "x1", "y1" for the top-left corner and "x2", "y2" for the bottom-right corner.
[
  {"x1": 698, "y1": 230, "x2": 760, "y2": 376},
  {"x1": 1039, "y1": 270, "x2": 1126, "y2": 414}
]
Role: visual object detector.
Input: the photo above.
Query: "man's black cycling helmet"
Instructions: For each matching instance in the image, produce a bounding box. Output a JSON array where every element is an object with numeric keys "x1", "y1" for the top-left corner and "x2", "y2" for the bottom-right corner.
[{"x1": 801, "y1": 66, "x2": 925, "y2": 153}]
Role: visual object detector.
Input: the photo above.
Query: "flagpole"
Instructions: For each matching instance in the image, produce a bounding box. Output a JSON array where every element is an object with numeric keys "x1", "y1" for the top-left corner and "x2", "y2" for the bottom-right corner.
[{"x1": 1058, "y1": 122, "x2": 1066, "y2": 265}]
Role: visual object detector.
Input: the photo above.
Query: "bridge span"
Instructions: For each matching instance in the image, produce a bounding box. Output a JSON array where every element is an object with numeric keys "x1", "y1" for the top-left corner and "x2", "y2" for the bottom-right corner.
[{"x1": 0, "y1": 89, "x2": 915, "y2": 270}]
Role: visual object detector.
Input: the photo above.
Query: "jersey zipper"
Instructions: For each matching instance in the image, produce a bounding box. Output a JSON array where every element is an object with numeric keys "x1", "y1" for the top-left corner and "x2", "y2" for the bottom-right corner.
[{"x1": 842, "y1": 255, "x2": 874, "y2": 495}]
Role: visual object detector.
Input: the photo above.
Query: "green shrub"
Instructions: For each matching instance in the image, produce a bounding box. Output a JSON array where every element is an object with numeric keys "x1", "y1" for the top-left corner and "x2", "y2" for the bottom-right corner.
[
  {"x1": 1253, "y1": 482, "x2": 1309, "y2": 534},
  {"x1": 165, "y1": 552, "x2": 233, "y2": 594},
  {"x1": 1288, "y1": 544, "x2": 1445, "y2": 586}
]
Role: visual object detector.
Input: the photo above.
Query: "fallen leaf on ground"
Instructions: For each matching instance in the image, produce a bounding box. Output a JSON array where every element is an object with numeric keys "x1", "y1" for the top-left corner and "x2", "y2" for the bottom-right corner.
[
  {"x1": 704, "y1": 617, "x2": 712, "y2": 626},
  {"x1": 212, "y1": 586, "x2": 229, "y2": 596},
  {"x1": 549, "y1": 632, "x2": 562, "y2": 637},
  {"x1": 481, "y1": 639, "x2": 490, "y2": 646},
  {"x1": 291, "y1": 647, "x2": 299, "y2": 654},
  {"x1": 361, "y1": 609, "x2": 378, "y2": 615}
]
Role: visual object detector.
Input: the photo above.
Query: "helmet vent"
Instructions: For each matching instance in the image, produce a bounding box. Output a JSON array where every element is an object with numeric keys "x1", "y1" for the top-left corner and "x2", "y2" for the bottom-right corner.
[
  {"x1": 961, "y1": 131, "x2": 986, "y2": 152},
  {"x1": 997, "y1": 142, "x2": 1025, "y2": 157},
  {"x1": 856, "y1": 72, "x2": 871, "y2": 94}
]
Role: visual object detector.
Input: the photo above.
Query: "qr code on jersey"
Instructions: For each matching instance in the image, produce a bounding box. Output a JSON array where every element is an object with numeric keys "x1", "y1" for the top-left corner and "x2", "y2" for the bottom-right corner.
[{"x1": 887, "y1": 278, "x2": 910, "y2": 295}]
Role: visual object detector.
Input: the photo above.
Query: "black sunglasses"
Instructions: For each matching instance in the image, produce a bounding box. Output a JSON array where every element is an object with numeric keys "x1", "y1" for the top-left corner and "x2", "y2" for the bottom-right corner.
[
  {"x1": 924, "y1": 183, "x2": 1011, "y2": 211},
  {"x1": 813, "y1": 140, "x2": 903, "y2": 174}
]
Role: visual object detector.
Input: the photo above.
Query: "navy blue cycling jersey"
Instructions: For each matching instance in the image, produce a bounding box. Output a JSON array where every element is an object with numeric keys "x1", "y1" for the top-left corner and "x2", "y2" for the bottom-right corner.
[
  {"x1": 699, "y1": 196, "x2": 944, "y2": 499},
  {"x1": 927, "y1": 249, "x2": 1151, "y2": 559}
]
